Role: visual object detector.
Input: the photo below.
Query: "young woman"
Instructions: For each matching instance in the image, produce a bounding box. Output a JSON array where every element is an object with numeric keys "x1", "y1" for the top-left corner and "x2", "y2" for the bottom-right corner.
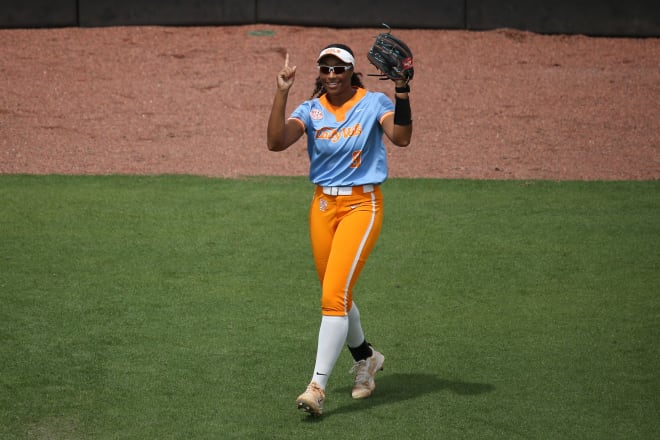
[{"x1": 267, "y1": 43, "x2": 412, "y2": 416}]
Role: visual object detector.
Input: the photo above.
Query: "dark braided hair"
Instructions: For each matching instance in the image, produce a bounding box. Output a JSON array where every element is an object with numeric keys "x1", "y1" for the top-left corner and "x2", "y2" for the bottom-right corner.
[{"x1": 310, "y1": 43, "x2": 365, "y2": 99}]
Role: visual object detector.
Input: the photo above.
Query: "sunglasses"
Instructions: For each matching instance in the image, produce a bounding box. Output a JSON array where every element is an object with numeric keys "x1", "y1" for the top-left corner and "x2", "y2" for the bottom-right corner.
[{"x1": 318, "y1": 65, "x2": 353, "y2": 74}]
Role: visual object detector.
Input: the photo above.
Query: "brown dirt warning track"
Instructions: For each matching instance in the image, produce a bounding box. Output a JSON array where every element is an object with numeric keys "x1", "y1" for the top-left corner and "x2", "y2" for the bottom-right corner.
[{"x1": 1, "y1": 25, "x2": 658, "y2": 180}]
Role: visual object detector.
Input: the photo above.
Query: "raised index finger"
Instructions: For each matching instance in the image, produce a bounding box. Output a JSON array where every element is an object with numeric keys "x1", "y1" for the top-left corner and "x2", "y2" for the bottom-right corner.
[{"x1": 284, "y1": 53, "x2": 290, "y2": 68}]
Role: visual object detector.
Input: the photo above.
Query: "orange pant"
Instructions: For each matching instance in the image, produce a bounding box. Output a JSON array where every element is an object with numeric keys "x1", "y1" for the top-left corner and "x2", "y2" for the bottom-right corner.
[{"x1": 309, "y1": 185, "x2": 384, "y2": 316}]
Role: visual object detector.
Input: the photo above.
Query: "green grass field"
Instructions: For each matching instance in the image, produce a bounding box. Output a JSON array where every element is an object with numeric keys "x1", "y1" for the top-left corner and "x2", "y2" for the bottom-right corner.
[{"x1": 1, "y1": 175, "x2": 658, "y2": 439}]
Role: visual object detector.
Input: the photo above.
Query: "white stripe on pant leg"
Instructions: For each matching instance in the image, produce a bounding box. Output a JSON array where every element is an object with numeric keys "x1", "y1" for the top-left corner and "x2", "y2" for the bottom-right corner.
[{"x1": 343, "y1": 191, "x2": 377, "y2": 314}]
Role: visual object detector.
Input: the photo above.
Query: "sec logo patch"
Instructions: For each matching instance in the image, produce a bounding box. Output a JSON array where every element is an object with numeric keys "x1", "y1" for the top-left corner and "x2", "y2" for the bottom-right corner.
[{"x1": 310, "y1": 109, "x2": 324, "y2": 120}]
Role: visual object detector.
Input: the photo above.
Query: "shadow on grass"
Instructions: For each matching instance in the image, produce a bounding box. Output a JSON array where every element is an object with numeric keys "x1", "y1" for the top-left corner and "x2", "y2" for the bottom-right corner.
[{"x1": 314, "y1": 373, "x2": 494, "y2": 419}]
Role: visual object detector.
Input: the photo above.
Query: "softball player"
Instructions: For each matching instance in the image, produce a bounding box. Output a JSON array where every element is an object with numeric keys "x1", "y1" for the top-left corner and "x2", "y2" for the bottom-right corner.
[{"x1": 267, "y1": 43, "x2": 413, "y2": 416}]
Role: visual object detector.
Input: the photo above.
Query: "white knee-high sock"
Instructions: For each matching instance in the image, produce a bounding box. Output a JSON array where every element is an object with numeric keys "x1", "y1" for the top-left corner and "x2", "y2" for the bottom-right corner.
[
  {"x1": 347, "y1": 302, "x2": 366, "y2": 348},
  {"x1": 311, "y1": 315, "x2": 348, "y2": 389}
]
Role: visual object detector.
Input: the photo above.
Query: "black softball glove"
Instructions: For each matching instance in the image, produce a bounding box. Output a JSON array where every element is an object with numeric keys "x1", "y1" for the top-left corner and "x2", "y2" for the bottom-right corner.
[{"x1": 367, "y1": 27, "x2": 414, "y2": 83}]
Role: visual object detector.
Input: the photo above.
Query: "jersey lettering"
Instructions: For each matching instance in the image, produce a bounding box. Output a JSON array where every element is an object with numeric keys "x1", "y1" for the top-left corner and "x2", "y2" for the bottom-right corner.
[{"x1": 315, "y1": 123, "x2": 362, "y2": 143}]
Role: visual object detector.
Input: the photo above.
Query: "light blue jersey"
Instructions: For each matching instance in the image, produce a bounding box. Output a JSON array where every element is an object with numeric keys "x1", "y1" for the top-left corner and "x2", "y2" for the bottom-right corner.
[{"x1": 289, "y1": 88, "x2": 394, "y2": 187}]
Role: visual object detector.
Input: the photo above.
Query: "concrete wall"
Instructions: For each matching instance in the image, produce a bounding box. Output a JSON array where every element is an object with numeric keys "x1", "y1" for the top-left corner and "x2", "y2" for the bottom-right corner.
[{"x1": 1, "y1": 0, "x2": 658, "y2": 37}]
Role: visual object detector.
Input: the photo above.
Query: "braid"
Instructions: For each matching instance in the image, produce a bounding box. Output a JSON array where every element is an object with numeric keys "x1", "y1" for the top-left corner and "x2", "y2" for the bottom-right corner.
[
  {"x1": 352, "y1": 73, "x2": 365, "y2": 89},
  {"x1": 310, "y1": 78, "x2": 324, "y2": 100}
]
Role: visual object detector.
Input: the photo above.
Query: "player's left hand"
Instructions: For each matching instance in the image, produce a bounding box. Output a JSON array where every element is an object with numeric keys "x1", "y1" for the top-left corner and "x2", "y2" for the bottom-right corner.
[{"x1": 367, "y1": 30, "x2": 414, "y2": 84}]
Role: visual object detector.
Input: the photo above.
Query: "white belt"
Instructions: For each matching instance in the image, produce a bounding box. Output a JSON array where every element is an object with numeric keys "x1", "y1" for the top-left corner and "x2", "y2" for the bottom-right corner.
[{"x1": 321, "y1": 184, "x2": 375, "y2": 196}]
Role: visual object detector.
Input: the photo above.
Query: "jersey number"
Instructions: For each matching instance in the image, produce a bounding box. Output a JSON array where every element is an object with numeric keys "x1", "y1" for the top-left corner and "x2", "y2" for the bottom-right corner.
[{"x1": 351, "y1": 151, "x2": 362, "y2": 169}]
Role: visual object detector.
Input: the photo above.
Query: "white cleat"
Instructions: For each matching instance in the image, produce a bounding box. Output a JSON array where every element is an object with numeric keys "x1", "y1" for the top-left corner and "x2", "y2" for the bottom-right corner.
[{"x1": 350, "y1": 349, "x2": 385, "y2": 399}]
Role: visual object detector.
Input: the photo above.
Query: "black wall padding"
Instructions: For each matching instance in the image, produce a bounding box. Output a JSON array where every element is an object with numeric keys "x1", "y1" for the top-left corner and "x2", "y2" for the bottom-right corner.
[
  {"x1": 1, "y1": 0, "x2": 77, "y2": 28},
  {"x1": 1, "y1": 0, "x2": 659, "y2": 36},
  {"x1": 256, "y1": 0, "x2": 465, "y2": 29},
  {"x1": 78, "y1": 0, "x2": 256, "y2": 27},
  {"x1": 466, "y1": 0, "x2": 660, "y2": 37}
]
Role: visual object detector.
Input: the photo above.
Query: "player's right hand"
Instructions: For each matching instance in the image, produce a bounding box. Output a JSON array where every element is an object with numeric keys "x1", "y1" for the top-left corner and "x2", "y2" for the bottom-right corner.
[{"x1": 277, "y1": 53, "x2": 296, "y2": 91}]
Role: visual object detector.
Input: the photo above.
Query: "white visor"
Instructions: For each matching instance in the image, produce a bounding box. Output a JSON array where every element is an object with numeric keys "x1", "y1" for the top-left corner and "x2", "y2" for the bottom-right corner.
[{"x1": 316, "y1": 47, "x2": 355, "y2": 66}]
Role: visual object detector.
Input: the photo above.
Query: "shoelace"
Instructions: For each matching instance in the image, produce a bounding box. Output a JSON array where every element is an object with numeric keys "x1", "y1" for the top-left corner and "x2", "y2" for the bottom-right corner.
[
  {"x1": 306, "y1": 383, "x2": 324, "y2": 397},
  {"x1": 349, "y1": 359, "x2": 370, "y2": 383}
]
